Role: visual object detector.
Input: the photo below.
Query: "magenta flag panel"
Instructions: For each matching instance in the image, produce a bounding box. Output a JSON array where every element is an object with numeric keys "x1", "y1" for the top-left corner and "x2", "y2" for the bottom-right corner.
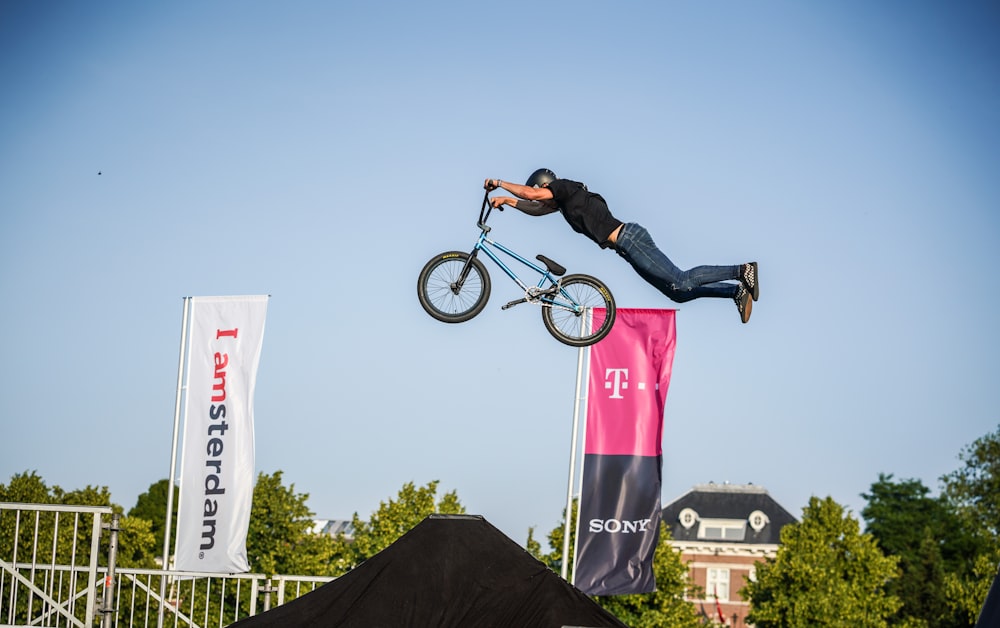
[{"x1": 585, "y1": 308, "x2": 676, "y2": 457}]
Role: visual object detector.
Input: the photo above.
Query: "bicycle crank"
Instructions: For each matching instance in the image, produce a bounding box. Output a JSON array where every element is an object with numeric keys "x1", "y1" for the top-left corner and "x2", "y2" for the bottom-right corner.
[{"x1": 501, "y1": 284, "x2": 561, "y2": 311}]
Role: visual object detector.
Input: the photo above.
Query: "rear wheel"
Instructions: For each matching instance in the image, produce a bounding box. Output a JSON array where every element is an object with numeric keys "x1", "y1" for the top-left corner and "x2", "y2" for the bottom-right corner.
[
  {"x1": 541, "y1": 274, "x2": 616, "y2": 347},
  {"x1": 417, "y1": 251, "x2": 491, "y2": 323}
]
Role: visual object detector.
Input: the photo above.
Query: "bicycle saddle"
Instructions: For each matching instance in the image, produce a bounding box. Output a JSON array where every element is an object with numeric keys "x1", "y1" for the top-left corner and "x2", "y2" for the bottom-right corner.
[{"x1": 536, "y1": 254, "x2": 566, "y2": 277}]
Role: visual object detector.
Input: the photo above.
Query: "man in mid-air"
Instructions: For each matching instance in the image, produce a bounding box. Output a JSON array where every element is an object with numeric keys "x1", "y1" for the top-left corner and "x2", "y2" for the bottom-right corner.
[{"x1": 485, "y1": 168, "x2": 759, "y2": 323}]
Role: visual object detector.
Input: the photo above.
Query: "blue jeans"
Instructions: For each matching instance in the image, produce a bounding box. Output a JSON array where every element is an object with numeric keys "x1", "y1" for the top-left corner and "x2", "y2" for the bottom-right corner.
[{"x1": 614, "y1": 223, "x2": 739, "y2": 303}]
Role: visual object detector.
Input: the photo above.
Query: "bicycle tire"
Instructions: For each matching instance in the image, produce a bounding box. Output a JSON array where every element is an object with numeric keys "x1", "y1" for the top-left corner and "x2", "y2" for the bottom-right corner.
[
  {"x1": 417, "y1": 251, "x2": 491, "y2": 323},
  {"x1": 541, "y1": 274, "x2": 616, "y2": 347}
]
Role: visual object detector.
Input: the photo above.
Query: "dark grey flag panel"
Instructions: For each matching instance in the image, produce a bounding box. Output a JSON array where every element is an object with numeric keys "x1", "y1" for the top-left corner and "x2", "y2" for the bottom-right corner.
[{"x1": 575, "y1": 454, "x2": 662, "y2": 596}]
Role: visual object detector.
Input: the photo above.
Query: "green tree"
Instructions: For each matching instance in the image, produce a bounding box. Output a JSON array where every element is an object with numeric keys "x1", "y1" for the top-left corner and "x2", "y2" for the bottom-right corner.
[
  {"x1": 331, "y1": 480, "x2": 464, "y2": 575},
  {"x1": 535, "y1": 499, "x2": 701, "y2": 628},
  {"x1": 525, "y1": 526, "x2": 544, "y2": 560},
  {"x1": 245, "y1": 470, "x2": 337, "y2": 576},
  {"x1": 1, "y1": 470, "x2": 157, "y2": 569},
  {"x1": 0, "y1": 471, "x2": 159, "y2": 625},
  {"x1": 128, "y1": 479, "x2": 178, "y2": 554},
  {"x1": 940, "y1": 426, "x2": 1000, "y2": 624},
  {"x1": 862, "y1": 473, "x2": 975, "y2": 627},
  {"x1": 593, "y1": 523, "x2": 703, "y2": 628},
  {"x1": 0, "y1": 470, "x2": 53, "y2": 503},
  {"x1": 744, "y1": 495, "x2": 901, "y2": 628},
  {"x1": 0, "y1": 471, "x2": 56, "y2": 572},
  {"x1": 59, "y1": 483, "x2": 160, "y2": 569},
  {"x1": 533, "y1": 499, "x2": 577, "y2": 576},
  {"x1": 125, "y1": 474, "x2": 335, "y2": 574},
  {"x1": 942, "y1": 426, "x2": 1000, "y2": 537}
]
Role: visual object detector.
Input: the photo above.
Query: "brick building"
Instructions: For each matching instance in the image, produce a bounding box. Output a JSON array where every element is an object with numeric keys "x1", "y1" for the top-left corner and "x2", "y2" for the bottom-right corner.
[{"x1": 662, "y1": 483, "x2": 796, "y2": 626}]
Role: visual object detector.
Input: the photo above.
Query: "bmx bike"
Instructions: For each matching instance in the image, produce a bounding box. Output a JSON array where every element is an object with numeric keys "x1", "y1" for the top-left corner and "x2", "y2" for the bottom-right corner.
[{"x1": 417, "y1": 191, "x2": 616, "y2": 347}]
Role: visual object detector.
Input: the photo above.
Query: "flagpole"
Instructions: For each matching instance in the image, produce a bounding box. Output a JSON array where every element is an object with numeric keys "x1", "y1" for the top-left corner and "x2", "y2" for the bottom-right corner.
[
  {"x1": 569, "y1": 314, "x2": 592, "y2": 585},
  {"x1": 561, "y1": 309, "x2": 592, "y2": 581},
  {"x1": 159, "y1": 297, "x2": 191, "y2": 628}
]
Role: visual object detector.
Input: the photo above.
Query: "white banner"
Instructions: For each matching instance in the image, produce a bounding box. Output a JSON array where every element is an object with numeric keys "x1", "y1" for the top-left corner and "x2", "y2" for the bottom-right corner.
[{"x1": 176, "y1": 295, "x2": 268, "y2": 573}]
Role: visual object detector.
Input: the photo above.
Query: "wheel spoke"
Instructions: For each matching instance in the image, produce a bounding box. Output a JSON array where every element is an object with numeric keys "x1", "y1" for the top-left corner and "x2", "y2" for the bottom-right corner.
[{"x1": 418, "y1": 253, "x2": 490, "y2": 323}]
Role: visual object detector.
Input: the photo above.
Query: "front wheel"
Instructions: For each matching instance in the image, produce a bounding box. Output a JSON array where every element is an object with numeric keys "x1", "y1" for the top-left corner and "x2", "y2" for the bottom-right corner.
[
  {"x1": 418, "y1": 251, "x2": 491, "y2": 323},
  {"x1": 541, "y1": 274, "x2": 616, "y2": 347}
]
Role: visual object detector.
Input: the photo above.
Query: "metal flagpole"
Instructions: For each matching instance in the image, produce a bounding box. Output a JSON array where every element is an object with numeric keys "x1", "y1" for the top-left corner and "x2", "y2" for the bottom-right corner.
[
  {"x1": 571, "y1": 312, "x2": 594, "y2": 584},
  {"x1": 561, "y1": 309, "x2": 592, "y2": 581},
  {"x1": 159, "y1": 297, "x2": 191, "y2": 628}
]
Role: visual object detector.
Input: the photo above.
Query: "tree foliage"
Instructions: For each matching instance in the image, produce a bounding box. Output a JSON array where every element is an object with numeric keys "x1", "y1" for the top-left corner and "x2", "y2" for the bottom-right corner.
[
  {"x1": 7, "y1": 422, "x2": 1000, "y2": 626},
  {"x1": 128, "y1": 478, "x2": 178, "y2": 555},
  {"x1": 862, "y1": 473, "x2": 973, "y2": 627},
  {"x1": 331, "y1": 480, "x2": 464, "y2": 575},
  {"x1": 858, "y1": 427, "x2": 1000, "y2": 626},
  {"x1": 245, "y1": 470, "x2": 337, "y2": 576},
  {"x1": 942, "y1": 426, "x2": 1000, "y2": 538},
  {"x1": 0, "y1": 470, "x2": 156, "y2": 569},
  {"x1": 128, "y1": 472, "x2": 340, "y2": 576},
  {"x1": 939, "y1": 426, "x2": 1000, "y2": 624},
  {"x1": 593, "y1": 523, "x2": 704, "y2": 628},
  {"x1": 744, "y1": 495, "x2": 901, "y2": 628},
  {"x1": 531, "y1": 498, "x2": 577, "y2": 577},
  {"x1": 0, "y1": 470, "x2": 52, "y2": 504},
  {"x1": 2, "y1": 471, "x2": 474, "y2": 583}
]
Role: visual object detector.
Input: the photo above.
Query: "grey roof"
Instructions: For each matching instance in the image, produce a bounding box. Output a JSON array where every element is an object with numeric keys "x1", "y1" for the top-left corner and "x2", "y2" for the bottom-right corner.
[
  {"x1": 312, "y1": 519, "x2": 355, "y2": 538},
  {"x1": 661, "y1": 483, "x2": 797, "y2": 546}
]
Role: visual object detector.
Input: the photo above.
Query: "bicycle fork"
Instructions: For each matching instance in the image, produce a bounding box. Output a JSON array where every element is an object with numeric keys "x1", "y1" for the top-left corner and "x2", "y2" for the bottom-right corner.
[{"x1": 451, "y1": 249, "x2": 480, "y2": 295}]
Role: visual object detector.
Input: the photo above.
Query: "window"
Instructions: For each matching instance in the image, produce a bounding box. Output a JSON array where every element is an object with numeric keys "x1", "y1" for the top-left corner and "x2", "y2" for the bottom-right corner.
[
  {"x1": 697, "y1": 519, "x2": 746, "y2": 541},
  {"x1": 706, "y1": 568, "x2": 730, "y2": 601},
  {"x1": 748, "y1": 510, "x2": 769, "y2": 532},
  {"x1": 678, "y1": 508, "x2": 698, "y2": 529}
]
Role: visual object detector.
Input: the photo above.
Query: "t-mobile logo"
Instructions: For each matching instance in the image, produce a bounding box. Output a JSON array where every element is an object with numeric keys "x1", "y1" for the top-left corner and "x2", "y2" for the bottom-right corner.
[{"x1": 604, "y1": 367, "x2": 651, "y2": 399}]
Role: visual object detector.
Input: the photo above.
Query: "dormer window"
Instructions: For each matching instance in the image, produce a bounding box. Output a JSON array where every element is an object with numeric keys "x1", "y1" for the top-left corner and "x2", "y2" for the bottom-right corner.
[
  {"x1": 678, "y1": 508, "x2": 698, "y2": 529},
  {"x1": 697, "y1": 518, "x2": 746, "y2": 541},
  {"x1": 748, "y1": 510, "x2": 769, "y2": 532}
]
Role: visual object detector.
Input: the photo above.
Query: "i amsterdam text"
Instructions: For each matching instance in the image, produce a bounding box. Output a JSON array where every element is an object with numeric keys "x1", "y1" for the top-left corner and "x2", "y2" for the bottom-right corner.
[{"x1": 200, "y1": 327, "x2": 238, "y2": 552}]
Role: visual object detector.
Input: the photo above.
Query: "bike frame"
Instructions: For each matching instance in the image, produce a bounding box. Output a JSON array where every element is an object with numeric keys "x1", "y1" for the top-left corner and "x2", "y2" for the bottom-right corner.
[{"x1": 459, "y1": 192, "x2": 582, "y2": 313}]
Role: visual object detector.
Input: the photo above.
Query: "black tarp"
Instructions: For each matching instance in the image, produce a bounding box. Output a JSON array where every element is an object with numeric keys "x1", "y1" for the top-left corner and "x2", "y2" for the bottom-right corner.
[
  {"x1": 976, "y1": 566, "x2": 1000, "y2": 628},
  {"x1": 230, "y1": 514, "x2": 627, "y2": 628}
]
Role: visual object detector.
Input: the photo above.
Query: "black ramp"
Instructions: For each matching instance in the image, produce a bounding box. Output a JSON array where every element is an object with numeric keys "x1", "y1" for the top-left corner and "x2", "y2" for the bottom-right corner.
[
  {"x1": 230, "y1": 514, "x2": 627, "y2": 628},
  {"x1": 976, "y1": 567, "x2": 1000, "y2": 628}
]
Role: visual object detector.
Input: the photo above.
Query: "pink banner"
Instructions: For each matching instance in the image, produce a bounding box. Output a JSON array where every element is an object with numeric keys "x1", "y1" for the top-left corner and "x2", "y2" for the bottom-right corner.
[{"x1": 585, "y1": 308, "x2": 676, "y2": 457}]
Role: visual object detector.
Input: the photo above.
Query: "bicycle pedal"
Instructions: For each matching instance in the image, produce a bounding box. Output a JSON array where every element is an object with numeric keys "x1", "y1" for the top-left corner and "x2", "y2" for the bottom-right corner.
[{"x1": 502, "y1": 298, "x2": 526, "y2": 310}]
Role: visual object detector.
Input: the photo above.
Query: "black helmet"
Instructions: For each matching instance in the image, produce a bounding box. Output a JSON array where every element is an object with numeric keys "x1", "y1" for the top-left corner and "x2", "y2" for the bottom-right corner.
[{"x1": 525, "y1": 168, "x2": 556, "y2": 188}]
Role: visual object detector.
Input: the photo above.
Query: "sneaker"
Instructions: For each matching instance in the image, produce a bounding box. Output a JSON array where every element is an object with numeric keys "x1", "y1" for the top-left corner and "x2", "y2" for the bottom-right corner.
[
  {"x1": 740, "y1": 262, "x2": 759, "y2": 301},
  {"x1": 735, "y1": 285, "x2": 752, "y2": 324}
]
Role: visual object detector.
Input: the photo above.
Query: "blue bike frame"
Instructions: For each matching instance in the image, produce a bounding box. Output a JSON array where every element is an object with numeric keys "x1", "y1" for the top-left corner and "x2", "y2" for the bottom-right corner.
[{"x1": 463, "y1": 193, "x2": 582, "y2": 314}]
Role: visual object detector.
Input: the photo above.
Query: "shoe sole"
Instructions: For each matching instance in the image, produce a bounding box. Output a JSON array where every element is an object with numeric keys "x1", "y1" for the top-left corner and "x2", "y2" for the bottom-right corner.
[
  {"x1": 747, "y1": 262, "x2": 760, "y2": 302},
  {"x1": 740, "y1": 292, "x2": 752, "y2": 324}
]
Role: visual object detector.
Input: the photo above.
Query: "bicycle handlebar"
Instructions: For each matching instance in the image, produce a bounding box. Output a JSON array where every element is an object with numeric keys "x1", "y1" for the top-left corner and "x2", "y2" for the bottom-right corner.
[{"x1": 479, "y1": 189, "x2": 502, "y2": 229}]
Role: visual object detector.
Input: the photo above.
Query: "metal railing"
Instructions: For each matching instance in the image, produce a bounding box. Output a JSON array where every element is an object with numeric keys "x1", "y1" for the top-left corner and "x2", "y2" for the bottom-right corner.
[
  {"x1": 106, "y1": 570, "x2": 331, "y2": 628},
  {"x1": 1, "y1": 503, "x2": 332, "y2": 628},
  {"x1": 1, "y1": 502, "x2": 110, "y2": 627}
]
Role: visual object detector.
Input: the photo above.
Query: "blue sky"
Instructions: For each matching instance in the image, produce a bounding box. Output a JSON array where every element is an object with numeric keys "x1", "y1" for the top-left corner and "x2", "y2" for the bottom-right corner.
[{"x1": 2, "y1": 1, "x2": 998, "y2": 547}]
